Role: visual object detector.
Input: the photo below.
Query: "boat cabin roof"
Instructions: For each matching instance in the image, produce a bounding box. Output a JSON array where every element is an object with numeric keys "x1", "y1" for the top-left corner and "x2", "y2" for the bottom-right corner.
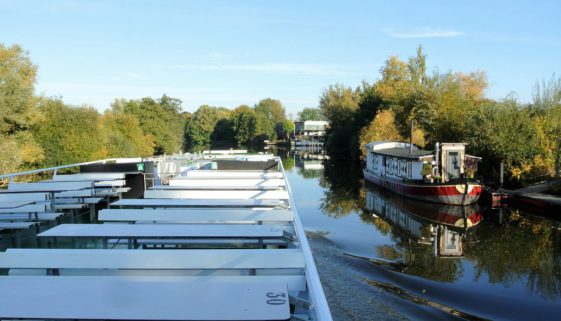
[
  {"x1": 372, "y1": 147, "x2": 433, "y2": 160},
  {"x1": 366, "y1": 141, "x2": 471, "y2": 160}
]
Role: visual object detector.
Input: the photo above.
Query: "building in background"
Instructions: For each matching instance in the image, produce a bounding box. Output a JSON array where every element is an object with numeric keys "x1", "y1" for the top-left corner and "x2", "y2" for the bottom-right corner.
[{"x1": 294, "y1": 121, "x2": 329, "y2": 138}]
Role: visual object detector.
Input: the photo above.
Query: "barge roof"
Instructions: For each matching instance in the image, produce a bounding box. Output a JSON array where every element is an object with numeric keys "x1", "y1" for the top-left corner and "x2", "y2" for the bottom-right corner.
[{"x1": 373, "y1": 147, "x2": 434, "y2": 159}]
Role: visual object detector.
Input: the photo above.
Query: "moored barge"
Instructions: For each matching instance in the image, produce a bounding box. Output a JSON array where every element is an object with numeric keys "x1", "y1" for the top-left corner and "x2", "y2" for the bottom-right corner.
[{"x1": 363, "y1": 141, "x2": 483, "y2": 205}]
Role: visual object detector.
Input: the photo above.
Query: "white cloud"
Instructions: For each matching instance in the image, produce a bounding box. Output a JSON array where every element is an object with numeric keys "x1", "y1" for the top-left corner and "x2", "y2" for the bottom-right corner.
[
  {"x1": 384, "y1": 28, "x2": 464, "y2": 39},
  {"x1": 166, "y1": 63, "x2": 360, "y2": 76}
]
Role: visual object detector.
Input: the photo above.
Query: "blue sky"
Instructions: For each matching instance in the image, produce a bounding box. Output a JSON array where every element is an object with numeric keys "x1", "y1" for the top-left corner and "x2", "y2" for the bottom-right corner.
[{"x1": 1, "y1": 0, "x2": 560, "y2": 116}]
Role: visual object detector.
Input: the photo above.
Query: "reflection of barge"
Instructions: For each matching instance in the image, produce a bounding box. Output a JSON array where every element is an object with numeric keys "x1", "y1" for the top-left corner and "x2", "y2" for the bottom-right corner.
[
  {"x1": 364, "y1": 183, "x2": 482, "y2": 257},
  {"x1": 363, "y1": 141, "x2": 483, "y2": 205}
]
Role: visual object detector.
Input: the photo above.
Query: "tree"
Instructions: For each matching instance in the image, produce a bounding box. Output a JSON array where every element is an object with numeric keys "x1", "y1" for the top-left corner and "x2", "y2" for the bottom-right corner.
[
  {"x1": 254, "y1": 112, "x2": 276, "y2": 141},
  {"x1": 276, "y1": 119, "x2": 295, "y2": 140},
  {"x1": 319, "y1": 84, "x2": 360, "y2": 158},
  {"x1": 0, "y1": 44, "x2": 43, "y2": 174},
  {"x1": 0, "y1": 44, "x2": 38, "y2": 135},
  {"x1": 255, "y1": 98, "x2": 287, "y2": 124},
  {"x1": 533, "y1": 74, "x2": 561, "y2": 175},
  {"x1": 211, "y1": 118, "x2": 234, "y2": 149},
  {"x1": 101, "y1": 111, "x2": 154, "y2": 157},
  {"x1": 359, "y1": 109, "x2": 425, "y2": 153},
  {"x1": 183, "y1": 105, "x2": 231, "y2": 151},
  {"x1": 297, "y1": 108, "x2": 325, "y2": 121},
  {"x1": 466, "y1": 99, "x2": 542, "y2": 184},
  {"x1": 255, "y1": 98, "x2": 287, "y2": 140},
  {"x1": 231, "y1": 105, "x2": 257, "y2": 147},
  {"x1": 114, "y1": 95, "x2": 184, "y2": 155},
  {"x1": 33, "y1": 98, "x2": 105, "y2": 166}
]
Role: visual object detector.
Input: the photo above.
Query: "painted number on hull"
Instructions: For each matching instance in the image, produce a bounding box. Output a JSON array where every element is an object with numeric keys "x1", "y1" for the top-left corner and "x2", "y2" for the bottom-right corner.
[{"x1": 266, "y1": 292, "x2": 287, "y2": 305}]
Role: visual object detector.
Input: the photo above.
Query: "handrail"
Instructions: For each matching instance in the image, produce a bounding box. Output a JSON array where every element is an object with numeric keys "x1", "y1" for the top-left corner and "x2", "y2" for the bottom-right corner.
[
  {"x1": 0, "y1": 158, "x2": 137, "y2": 182},
  {"x1": 278, "y1": 157, "x2": 333, "y2": 321}
]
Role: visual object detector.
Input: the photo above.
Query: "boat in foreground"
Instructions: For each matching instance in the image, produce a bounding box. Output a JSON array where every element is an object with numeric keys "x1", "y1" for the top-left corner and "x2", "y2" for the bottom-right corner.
[
  {"x1": 0, "y1": 152, "x2": 332, "y2": 321},
  {"x1": 363, "y1": 141, "x2": 483, "y2": 205}
]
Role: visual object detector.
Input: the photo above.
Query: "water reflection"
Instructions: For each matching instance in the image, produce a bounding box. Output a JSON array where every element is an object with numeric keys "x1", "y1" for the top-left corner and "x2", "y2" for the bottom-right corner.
[
  {"x1": 289, "y1": 155, "x2": 561, "y2": 319},
  {"x1": 319, "y1": 156, "x2": 363, "y2": 218},
  {"x1": 361, "y1": 183, "x2": 485, "y2": 283},
  {"x1": 466, "y1": 209, "x2": 561, "y2": 301},
  {"x1": 364, "y1": 182, "x2": 482, "y2": 257}
]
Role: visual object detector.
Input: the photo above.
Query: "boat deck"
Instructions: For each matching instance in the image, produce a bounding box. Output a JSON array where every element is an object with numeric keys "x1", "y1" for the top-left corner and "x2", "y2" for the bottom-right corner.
[{"x1": 0, "y1": 155, "x2": 332, "y2": 321}]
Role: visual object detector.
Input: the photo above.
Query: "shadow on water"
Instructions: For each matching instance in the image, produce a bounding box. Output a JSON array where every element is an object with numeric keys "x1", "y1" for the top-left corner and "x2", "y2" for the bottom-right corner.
[{"x1": 283, "y1": 151, "x2": 561, "y2": 321}]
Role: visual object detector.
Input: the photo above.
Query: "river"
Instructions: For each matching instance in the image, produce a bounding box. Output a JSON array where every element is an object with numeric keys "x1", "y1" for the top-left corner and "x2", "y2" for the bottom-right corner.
[
  {"x1": 1, "y1": 152, "x2": 560, "y2": 321},
  {"x1": 284, "y1": 150, "x2": 561, "y2": 321}
]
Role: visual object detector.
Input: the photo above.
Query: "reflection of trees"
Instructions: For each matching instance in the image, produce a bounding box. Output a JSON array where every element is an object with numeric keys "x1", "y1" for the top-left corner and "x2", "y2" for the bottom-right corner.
[
  {"x1": 361, "y1": 215, "x2": 393, "y2": 236},
  {"x1": 402, "y1": 241, "x2": 464, "y2": 282},
  {"x1": 281, "y1": 156, "x2": 295, "y2": 171},
  {"x1": 298, "y1": 168, "x2": 323, "y2": 179},
  {"x1": 319, "y1": 157, "x2": 364, "y2": 218},
  {"x1": 466, "y1": 209, "x2": 561, "y2": 300}
]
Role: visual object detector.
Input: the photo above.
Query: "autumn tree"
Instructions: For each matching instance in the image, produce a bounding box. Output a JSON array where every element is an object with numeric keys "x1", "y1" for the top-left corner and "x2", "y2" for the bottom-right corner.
[
  {"x1": 0, "y1": 44, "x2": 43, "y2": 174},
  {"x1": 101, "y1": 111, "x2": 154, "y2": 157},
  {"x1": 33, "y1": 98, "x2": 105, "y2": 166},
  {"x1": 113, "y1": 95, "x2": 184, "y2": 155},
  {"x1": 359, "y1": 109, "x2": 425, "y2": 153}
]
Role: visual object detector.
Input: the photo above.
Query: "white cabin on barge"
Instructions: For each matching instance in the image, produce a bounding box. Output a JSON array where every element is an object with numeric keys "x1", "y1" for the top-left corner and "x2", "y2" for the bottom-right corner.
[{"x1": 363, "y1": 141, "x2": 483, "y2": 205}]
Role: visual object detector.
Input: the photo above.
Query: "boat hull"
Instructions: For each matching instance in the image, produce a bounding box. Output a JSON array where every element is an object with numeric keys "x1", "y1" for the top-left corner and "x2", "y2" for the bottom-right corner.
[{"x1": 363, "y1": 169, "x2": 482, "y2": 205}]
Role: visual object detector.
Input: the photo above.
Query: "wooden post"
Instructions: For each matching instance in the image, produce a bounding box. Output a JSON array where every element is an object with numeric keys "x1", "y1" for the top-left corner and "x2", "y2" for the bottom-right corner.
[
  {"x1": 499, "y1": 161, "x2": 504, "y2": 188},
  {"x1": 409, "y1": 120, "x2": 414, "y2": 155}
]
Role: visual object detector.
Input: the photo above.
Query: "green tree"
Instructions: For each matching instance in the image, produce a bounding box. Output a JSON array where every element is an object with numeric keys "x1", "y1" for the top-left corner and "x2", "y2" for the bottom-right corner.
[
  {"x1": 33, "y1": 98, "x2": 105, "y2": 166},
  {"x1": 255, "y1": 98, "x2": 287, "y2": 140},
  {"x1": 101, "y1": 111, "x2": 154, "y2": 157},
  {"x1": 297, "y1": 108, "x2": 325, "y2": 121},
  {"x1": 183, "y1": 105, "x2": 231, "y2": 151},
  {"x1": 319, "y1": 84, "x2": 360, "y2": 157},
  {"x1": 211, "y1": 118, "x2": 234, "y2": 149},
  {"x1": 278, "y1": 119, "x2": 295, "y2": 140},
  {"x1": 533, "y1": 75, "x2": 561, "y2": 175},
  {"x1": 114, "y1": 95, "x2": 184, "y2": 155},
  {"x1": 466, "y1": 99, "x2": 542, "y2": 184},
  {"x1": 254, "y1": 112, "x2": 276, "y2": 141},
  {"x1": 255, "y1": 98, "x2": 287, "y2": 124},
  {"x1": 0, "y1": 44, "x2": 38, "y2": 135},
  {"x1": 0, "y1": 44, "x2": 43, "y2": 174},
  {"x1": 231, "y1": 105, "x2": 257, "y2": 147}
]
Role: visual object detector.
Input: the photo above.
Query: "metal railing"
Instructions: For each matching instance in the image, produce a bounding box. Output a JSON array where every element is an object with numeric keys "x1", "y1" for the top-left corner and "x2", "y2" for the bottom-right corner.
[
  {"x1": 278, "y1": 157, "x2": 333, "y2": 321},
  {"x1": 0, "y1": 158, "x2": 131, "y2": 184}
]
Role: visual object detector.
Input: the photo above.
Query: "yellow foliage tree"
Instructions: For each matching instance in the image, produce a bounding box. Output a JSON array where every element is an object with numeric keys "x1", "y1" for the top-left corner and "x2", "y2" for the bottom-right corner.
[
  {"x1": 101, "y1": 111, "x2": 154, "y2": 157},
  {"x1": 359, "y1": 109, "x2": 426, "y2": 155}
]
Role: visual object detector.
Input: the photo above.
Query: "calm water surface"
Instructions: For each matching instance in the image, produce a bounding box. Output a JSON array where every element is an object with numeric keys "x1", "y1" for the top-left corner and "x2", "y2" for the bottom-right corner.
[
  {"x1": 1, "y1": 153, "x2": 560, "y2": 321},
  {"x1": 284, "y1": 152, "x2": 561, "y2": 321}
]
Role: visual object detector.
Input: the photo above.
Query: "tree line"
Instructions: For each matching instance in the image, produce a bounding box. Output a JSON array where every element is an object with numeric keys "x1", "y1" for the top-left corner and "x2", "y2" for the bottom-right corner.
[
  {"x1": 4, "y1": 42, "x2": 558, "y2": 186},
  {"x1": 0, "y1": 44, "x2": 307, "y2": 175},
  {"x1": 183, "y1": 98, "x2": 295, "y2": 152},
  {"x1": 319, "y1": 46, "x2": 561, "y2": 187}
]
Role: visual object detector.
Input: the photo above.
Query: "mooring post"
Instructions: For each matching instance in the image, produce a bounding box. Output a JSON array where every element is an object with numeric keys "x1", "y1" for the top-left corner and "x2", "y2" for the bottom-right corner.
[
  {"x1": 499, "y1": 161, "x2": 504, "y2": 188},
  {"x1": 409, "y1": 120, "x2": 414, "y2": 155}
]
